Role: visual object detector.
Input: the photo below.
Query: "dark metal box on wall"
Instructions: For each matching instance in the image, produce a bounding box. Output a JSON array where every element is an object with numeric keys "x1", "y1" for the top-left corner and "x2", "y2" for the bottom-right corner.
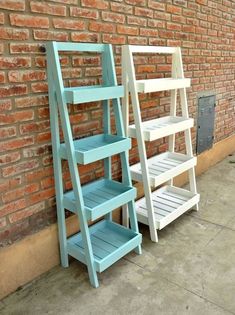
[{"x1": 196, "y1": 93, "x2": 216, "y2": 154}]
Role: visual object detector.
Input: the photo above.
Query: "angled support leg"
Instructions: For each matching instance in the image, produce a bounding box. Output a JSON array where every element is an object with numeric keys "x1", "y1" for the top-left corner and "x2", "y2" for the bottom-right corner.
[
  {"x1": 123, "y1": 46, "x2": 158, "y2": 242},
  {"x1": 48, "y1": 80, "x2": 68, "y2": 268},
  {"x1": 176, "y1": 48, "x2": 199, "y2": 211}
]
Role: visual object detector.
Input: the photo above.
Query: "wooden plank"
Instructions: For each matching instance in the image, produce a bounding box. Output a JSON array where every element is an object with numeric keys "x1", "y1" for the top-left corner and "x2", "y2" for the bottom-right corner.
[
  {"x1": 56, "y1": 42, "x2": 105, "y2": 52},
  {"x1": 136, "y1": 78, "x2": 191, "y2": 93},
  {"x1": 128, "y1": 45, "x2": 177, "y2": 54},
  {"x1": 64, "y1": 86, "x2": 124, "y2": 104}
]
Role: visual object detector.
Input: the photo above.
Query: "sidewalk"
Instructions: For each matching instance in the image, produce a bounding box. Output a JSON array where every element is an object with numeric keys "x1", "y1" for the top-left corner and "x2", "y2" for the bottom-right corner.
[{"x1": 1, "y1": 155, "x2": 235, "y2": 315}]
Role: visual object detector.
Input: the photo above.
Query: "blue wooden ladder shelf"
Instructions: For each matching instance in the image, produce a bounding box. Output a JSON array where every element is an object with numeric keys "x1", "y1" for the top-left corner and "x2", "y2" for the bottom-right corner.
[{"x1": 46, "y1": 42, "x2": 142, "y2": 288}]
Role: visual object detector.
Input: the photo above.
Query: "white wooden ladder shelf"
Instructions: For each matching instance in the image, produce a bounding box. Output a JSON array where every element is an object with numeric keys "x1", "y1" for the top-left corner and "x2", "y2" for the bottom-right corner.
[
  {"x1": 47, "y1": 42, "x2": 142, "y2": 288},
  {"x1": 122, "y1": 45, "x2": 200, "y2": 242}
]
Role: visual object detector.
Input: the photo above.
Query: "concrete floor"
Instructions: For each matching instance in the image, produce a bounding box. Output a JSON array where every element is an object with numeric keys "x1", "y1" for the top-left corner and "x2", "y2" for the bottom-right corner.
[{"x1": 1, "y1": 155, "x2": 235, "y2": 315}]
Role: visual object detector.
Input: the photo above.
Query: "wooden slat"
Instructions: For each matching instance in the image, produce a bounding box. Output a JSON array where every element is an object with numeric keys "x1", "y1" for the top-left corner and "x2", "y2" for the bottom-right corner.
[{"x1": 128, "y1": 45, "x2": 177, "y2": 54}]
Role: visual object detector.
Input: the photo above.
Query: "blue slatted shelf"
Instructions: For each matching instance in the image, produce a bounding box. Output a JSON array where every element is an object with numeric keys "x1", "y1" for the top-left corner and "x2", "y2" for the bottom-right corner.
[
  {"x1": 64, "y1": 179, "x2": 136, "y2": 221},
  {"x1": 64, "y1": 85, "x2": 124, "y2": 104},
  {"x1": 67, "y1": 219, "x2": 142, "y2": 272},
  {"x1": 60, "y1": 134, "x2": 131, "y2": 165}
]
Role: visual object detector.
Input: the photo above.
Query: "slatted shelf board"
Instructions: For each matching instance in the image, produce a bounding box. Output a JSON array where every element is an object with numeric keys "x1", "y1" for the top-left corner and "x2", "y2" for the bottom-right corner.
[
  {"x1": 63, "y1": 178, "x2": 136, "y2": 221},
  {"x1": 130, "y1": 152, "x2": 197, "y2": 187},
  {"x1": 136, "y1": 186, "x2": 200, "y2": 230},
  {"x1": 60, "y1": 134, "x2": 131, "y2": 164},
  {"x1": 128, "y1": 116, "x2": 194, "y2": 141},
  {"x1": 136, "y1": 78, "x2": 191, "y2": 93},
  {"x1": 67, "y1": 220, "x2": 142, "y2": 272}
]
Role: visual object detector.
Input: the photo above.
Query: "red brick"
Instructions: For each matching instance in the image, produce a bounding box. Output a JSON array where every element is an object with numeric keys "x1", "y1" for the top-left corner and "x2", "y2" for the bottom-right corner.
[
  {"x1": 117, "y1": 25, "x2": 138, "y2": 36},
  {"x1": 8, "y1": 70, "x2": 46, "y2": 83},
  {"x1": 196, "y1": 0, "x2": 208, "y2": 4},
  {"x1": 137, "y1": 65, "x2": 156, "y2": 73},
  {"x1": 0, "y1": 57, "x2": 31, "y2": 69},
  {"x1": 0, "y1": 126, "x2": 16, "y2": 138},
  {"x1": 37, "y1": 107, "x2": 49, "y2": 119},
  {"x1": 10, "y1": 43, "x2": 43, "y2": 54},
  {"x1": 89, "y1": 21, "x2": 115, "y2": 33},
  {"x1": 36, "y1": 131, "x2": 51, "y2": 143},
  {"x1": 3, "y1": 183, "x2": 39, "y2": 204},
  {"x1": 25, "y1": 167, "x2": 53, "y2": 183},
  {"x1": 0, "y1": 99, "x2": 12, "y2": 112},
  {"x1": 0, "y1": 27, "x2": 29, "y2": 40},
  {"x1": 50, "y1": 0, "x2": 77, "y2": 3},
  {"x1": 41, "y1": 177, "x2": 54, "y2": 189},
  {"x1": 135, "y1": 7, "x2": 153, "y2": 18},
  {"x1": 23, "y1": 144, "x2": 51, "y2": 157},
  {"x1": 0, "y1": 152, "x2": 20, "y2": 166},
  {"x1": 30, "y1": 1, "x2": 66, "y2": 16},
  {"x1": 102, "y1": 34, "x2": 126, "y2": 44},
  {"x1": 28, "y1": 187, "x2": 55, "y2": 206},
  {"x1": 71, "y1": 32, "x2": 99, "y2": 43},
  {"x1": 20, "y1": 121, "x2": 50, "y2": 135},
  {"x1": 10, "y1": 14, "x2": 49, "y2": 28},
  {"x1": 0, "y1": 177, "x2": 21, "y2": 193},
  {"x1": 53, "y1": 18, "x2": 85, "y2": 30},
  {"x1": 70, "y1": 7, "x2": 98, "y2": 19},
  {"x1": 0, "y1": 13, "x2": 4, "y2": 24},
  {"x1": 127, "y1": 16, "x2": 147, "y2": 26},
  {"x1": 0, "y1": 110, "x2": 34, "y2": 125},
  {"x1": 2, "y1": 159, "x2": 39, "y2": 177},
  {"x1": 0, "y1": 136, "x2": 34, "y2": 153},
  {"x1": 31, "y1": 82, "x2": 48, "y2": 93},
  {"x1": 0, "y1": 199, "x2": 26, "y2": 218},
  {"x1": 167, "y1": 22, "x2": 182, "y2": 31},
  {"x1": 167, "y1": 4, "x2": 182, "y2": 15},
  {"x1": 128, "y1": 37, "x2": 147, "y2": 45},
  {"x1": 102, "y1": 12, "x2": 125, "y2": 23},
  {"x1": 0, "y1": 218, "x2": 6, "y2": 229},
  {"x1": 110, "y1": 2, "x2": 133, "y2": 14},
  {"x1": 0, "y1": 71, "x2": 5, "y2": 84},
  {"x1": 0, "y1": 0, "x2": 25, "y2": 11},
  {"x1": 148, "y1": 0, "x2": 165, "y2": 10},
  {"x1": 9, "y1": 202, "x2": 45, "y2": 223},
  {"x1": 140, "y1": 28, "x2": 158, "y2": 37},
  {"x1": 15, "y1": 95, "x2": 48, "y2": 108},
  {"x1": 33, "y1": 30, "x2": 68, "y2": 41},
  {"x1": 81, "y1": 0, "x2": 109, "y2": 10},
  {"x1": 0, "y1": 85, "x2": 27, "y2": 98}
]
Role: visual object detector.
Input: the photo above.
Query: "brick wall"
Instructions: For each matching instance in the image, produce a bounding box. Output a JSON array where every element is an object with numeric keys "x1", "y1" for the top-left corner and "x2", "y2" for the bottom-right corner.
[{"x1": 1, "y1": 0, "x2": 235, "y2": 246}]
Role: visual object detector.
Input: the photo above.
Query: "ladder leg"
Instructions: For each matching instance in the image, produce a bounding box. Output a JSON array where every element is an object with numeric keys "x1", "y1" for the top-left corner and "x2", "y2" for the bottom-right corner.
[
  {"x1": 103, "y1": 99, "x2": 112, "y2": 221},
  {"x1": 124, "y1": 47, "x2": 158, "y2": 242},
  {"x1": 180, "y1": 88, "x2": 199, "y2": 211},
  {"x1": 168, "y1": 89, "x2": 177, "y2": 187},
  {"x1": 128, "y1": 200, "x2": 142, "y2": 254},
  {"x1": 49, "y1": 85, "x2": 68, "y2": 267},
  {"x1": 79, "y1": 217, "x2": 99, "y2": 288}
]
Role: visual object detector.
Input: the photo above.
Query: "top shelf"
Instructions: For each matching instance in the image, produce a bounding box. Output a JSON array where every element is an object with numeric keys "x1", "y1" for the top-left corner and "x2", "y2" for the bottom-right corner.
[{"x1": 135, "y1": 78, "x2": 190, "y2": 93}]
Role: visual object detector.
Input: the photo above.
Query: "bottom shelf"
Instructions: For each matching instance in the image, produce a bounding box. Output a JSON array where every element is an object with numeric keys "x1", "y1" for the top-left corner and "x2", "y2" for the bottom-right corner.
[
  {"x1": 136, "y1": 186, "x2": 200, "y2": 230},
  {"x1": 67, "y1": 219, "x2": 141, "y2": 273}
]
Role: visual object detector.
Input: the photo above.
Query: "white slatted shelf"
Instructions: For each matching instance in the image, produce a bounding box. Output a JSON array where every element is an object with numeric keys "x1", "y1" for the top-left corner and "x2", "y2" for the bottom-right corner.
[
  {"x1": 130, "y1": 152, "x2": 196, "y2": 187},
  {"x1": 135, "y1": 78, "x2": 190, "y2": 93},
  {"x1": 136, "y1": 186, "x2": 200, "y2": 230},
  {"x1": 128, "y1": 116, "x2": 193, "y2": 141}
]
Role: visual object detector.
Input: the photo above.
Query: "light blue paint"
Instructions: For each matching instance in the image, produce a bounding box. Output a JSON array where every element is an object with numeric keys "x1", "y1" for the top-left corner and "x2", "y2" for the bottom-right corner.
[{"x1": 46, "y1": 41, "x2": 142, "y2": 288}]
